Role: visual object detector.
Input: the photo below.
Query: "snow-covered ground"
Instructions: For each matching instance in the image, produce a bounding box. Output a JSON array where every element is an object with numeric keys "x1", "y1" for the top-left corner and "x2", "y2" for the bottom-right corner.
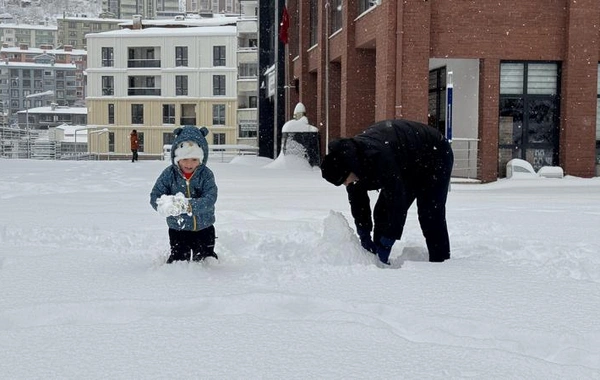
[{"x1": 1, "y1": 157, "x2": 599, "y2": 379}]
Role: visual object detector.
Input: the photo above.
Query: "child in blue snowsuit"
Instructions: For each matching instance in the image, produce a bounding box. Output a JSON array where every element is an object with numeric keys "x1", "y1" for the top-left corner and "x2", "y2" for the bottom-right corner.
[{"x1": 150, "y1": 126, "x2": 218, "y2": 263}]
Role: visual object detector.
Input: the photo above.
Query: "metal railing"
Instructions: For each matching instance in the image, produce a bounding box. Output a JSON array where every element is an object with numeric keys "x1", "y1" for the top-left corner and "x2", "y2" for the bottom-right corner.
[{"x1": 450, "y1": 137, "x2": 479, "y2": 179}]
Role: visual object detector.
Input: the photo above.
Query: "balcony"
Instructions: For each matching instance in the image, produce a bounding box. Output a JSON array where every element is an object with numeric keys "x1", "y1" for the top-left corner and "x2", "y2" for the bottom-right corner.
[
  {"x1": 127, "y1": 59, "x2": 161, "y2": 68},
  {"x1": 237, "y1": 49, "x2": 257, "y2": 64},
  {"x1": 128, "y1": 88, "x2": 161, "y2": 96},
  {"x1": 237, "y1": 108, "x2": 257, "y2": 123},
  {"x1": 180, "y1": 117, "x2": 196, "y2": 125},
  {"x1": 237, "y1": 79, "x2": 257, "y2": 93}
]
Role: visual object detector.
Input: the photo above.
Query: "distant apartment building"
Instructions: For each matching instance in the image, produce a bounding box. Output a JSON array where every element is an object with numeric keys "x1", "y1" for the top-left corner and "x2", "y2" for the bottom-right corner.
[
  {"x1": 236, "y1": 0, "x2": 258, "y2": 143},
  {"x1": 0, "y1": 44, "x2": 85, "y2": 125},
  {"x1": 16, "y1": 104, "x2": 87, "y2": 130},
  {"x1": 85, "y1": 21, "x2": 239, "y2": 158},
  {"x1": 0, "y1": 23, "x2": 57, "y2": 48},
  {"x1": 57, "y1": 16, "x2": 125, "y2": 50},
  {"x1": 186, "y1": 0, "x2": 240, "y2": 14},
  {"x1": 156, "y1": 0, "x2": 183, "y2": 18},
  {"x1": 102, "y1": 0, "x2": 180, "y2": 20}
]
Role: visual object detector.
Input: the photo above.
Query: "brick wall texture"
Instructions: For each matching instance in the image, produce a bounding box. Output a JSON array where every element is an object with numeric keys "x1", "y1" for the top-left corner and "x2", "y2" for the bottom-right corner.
[{"x1": 287, "y1": 0, "x2": 600, "y2": 180}]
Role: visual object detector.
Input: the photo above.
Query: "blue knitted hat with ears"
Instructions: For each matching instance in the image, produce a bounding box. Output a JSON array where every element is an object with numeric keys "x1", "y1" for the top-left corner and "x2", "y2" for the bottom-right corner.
[{"x1": 171, "y1": 126, "x2": 210, "y2": 166}]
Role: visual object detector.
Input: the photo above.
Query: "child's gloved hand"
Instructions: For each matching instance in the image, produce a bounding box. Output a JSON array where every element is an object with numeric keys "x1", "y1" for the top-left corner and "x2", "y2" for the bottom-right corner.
[{"x1": 157, "y1": 192, "x2": 190, "y2": 217}]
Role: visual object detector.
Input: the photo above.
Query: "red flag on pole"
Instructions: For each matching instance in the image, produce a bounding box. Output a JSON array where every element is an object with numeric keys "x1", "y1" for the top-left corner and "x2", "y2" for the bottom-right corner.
[{"x1": 279, "y1": 6, "x2": 290, "y2": 44}]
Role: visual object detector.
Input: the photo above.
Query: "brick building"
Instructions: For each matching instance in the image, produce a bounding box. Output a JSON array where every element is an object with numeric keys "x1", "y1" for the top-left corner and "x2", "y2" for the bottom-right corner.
[{"x1": 283, "y1": 0, "x2": 599, "y2": 181}]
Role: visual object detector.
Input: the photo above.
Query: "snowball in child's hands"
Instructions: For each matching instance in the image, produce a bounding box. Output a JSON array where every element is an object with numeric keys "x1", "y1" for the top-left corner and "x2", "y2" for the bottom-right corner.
[{"x1": 156, "y1": 192, "x2": 189, "y2": 217}]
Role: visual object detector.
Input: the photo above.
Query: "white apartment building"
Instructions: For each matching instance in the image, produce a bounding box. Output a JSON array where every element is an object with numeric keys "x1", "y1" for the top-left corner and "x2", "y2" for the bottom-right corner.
[
  {"x1": 85, "y1": 24, "x2": 239, "y2": 159},
  {"x1": 186, "y1": 0, "x2": 240, "y2": 14},
  {"x1": 102, "y1": 0, "x2": 180, "y2": 19},
  {"x1": 236, "y1": 0, "x2": 258, "y2": 143}
]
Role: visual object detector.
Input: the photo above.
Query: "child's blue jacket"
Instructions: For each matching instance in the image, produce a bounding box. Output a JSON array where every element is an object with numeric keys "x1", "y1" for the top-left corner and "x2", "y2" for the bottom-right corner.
[{"x1": 150, "y1": 126, "x2": 217, "y2": 231}]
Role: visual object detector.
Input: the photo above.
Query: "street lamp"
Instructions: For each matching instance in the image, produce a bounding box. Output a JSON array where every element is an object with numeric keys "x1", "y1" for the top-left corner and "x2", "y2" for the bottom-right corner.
[
  {"x1": 25, "y1": 90, "x2": 54, "y2": 159},
  {"x1": 73, "y1": 126, "x2": 88, "y2": 160},
  {"x1": 89, "y1": 128, "x2": 110, "y2": 160}
]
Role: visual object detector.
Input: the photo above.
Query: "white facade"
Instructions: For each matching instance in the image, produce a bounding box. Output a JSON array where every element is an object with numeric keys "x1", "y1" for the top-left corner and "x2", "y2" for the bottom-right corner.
[
  {"x1": 236, "y1": 0, "x2": 258, "y2": 143},
  {"x1": 85, "y1": 24, "x2": 241, "y2": 158},
  {"x1": 186, "y1": 0, "x2": 240, "y2": 14},
  {"x1": 86, "y1": 27, "x2": 238, "y2": 99}
]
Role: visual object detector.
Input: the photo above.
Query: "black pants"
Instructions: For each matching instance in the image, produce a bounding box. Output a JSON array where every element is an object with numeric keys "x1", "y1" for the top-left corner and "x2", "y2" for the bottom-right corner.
[
  {"x1": 167, "y1": 226, "x2": 216, "y2": 263},
  {"x1": 415, "y1": 143, "x2": 453, "y2": 262},
  {"x1": 373, "y1": 142, "x2": 453, "y2": 262},
  {"x1": 131, "y1": 149, "x2": 138, "y2": 162}
]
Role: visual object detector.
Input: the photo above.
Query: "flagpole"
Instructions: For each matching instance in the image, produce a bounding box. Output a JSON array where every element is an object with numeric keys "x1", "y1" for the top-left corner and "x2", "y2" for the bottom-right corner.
[
  {"x1": 325, "y1": 1, "x2": 330, "y2": 154},
  {"x1": 274, "y1": 0, "x2": 279, "y2": 158}
]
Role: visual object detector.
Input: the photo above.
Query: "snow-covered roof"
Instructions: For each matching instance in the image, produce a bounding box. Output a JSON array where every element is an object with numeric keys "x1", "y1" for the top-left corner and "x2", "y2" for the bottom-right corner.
[
  {"x1": 118, "y1": 16, "x2": 238, "y2": 29},
  {"x1": 56, "y1": 124, "x2": 88, "y2": 142},
  {"x1": 0, "y1": 23, "x2": 57, "y2": 31},
  {"x1": 88, "y1": 25, "x2": 237, "y2": 38},
  {"x1": 1, "y1": 46, "x2": 87, "y2": 56},
  {"x1": 17, "y1": 106, "x2": 87, "y2": 115},
  {"x1": 60, "y1": 17, "x2": 126, "y2": 23},
  {"x1": 2, "y1": 61, "x2": 76, "y2": 68}
]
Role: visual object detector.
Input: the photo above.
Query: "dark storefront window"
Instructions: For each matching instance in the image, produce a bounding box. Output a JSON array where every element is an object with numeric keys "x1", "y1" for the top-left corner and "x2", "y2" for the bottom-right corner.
[{"x1": 499, "y1": 62, "x2": 560, "y2": 176}]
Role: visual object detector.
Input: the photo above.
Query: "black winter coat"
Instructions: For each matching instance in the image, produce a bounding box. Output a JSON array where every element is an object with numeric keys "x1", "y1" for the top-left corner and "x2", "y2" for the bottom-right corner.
[{"x1": 342, "y1": 119, "x2": 453, "y2": 240}]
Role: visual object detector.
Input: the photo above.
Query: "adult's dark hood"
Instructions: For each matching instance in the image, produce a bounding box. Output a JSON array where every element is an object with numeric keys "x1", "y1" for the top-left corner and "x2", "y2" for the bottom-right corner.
[{"x1": 321, "y1": 138, "x2": 359, "y2": 186}]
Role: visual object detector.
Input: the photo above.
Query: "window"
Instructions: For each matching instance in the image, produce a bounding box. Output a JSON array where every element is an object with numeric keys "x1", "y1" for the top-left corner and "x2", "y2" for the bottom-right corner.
[
  {"x1": 249, "y1": 96, "x2": 257, "y2": 108},
  {"x1": 163, "y1": 104, "x2": 175, "y2": 124},
  {"x1": 101, "y1": 47, "x2": 113, "y2": 67},
  {"x1": 137, "y1": 132, "x2": 144, "y2": 152},
  {"x1": 213, "y1": 75, "x2": 225, "y2": 95},
  {"x1": 128, "y1": 76, "x2": 160, "y2": 96},
  {"x1": 163, "y1": 132, "x2": 175, "y2": 147},
  {"x1": 330, "y1": 0, "x2": 342, "y2": 34},
  {"x1": 499, "y1": 62, "x2": 560, "y2": 176},
  {"x1": 108, "y1": 103, "x2": 114, "y2": 124},
  {"x1": 213, "y1": 46, "x2": 226, "y2": 66},
  {"x1": 102, "y1": 76, "x2": 114, "y2": 95},
  {"x1": 428, "y1": 67, "x2": 446, "y2": 136},
  {"x1": 213, "y1": 133, "x2": 226, "y2": 145},
  {"x1": 212, "y1": 104, "x2": 225, "y2": 125},
  {"x1": 239, "y1": 123, "x2": 257, "y2": 138},
  {"x1": 358, "y1": 0, "x2": 378, "y2": 13},
  {"x1": 180, "y1": 104, "x2": 196, "y2": 125},
  {"x1": 128, "y1": 47, "x2": 159, "y2": 68},
  {"x1": 108, "y1": 132, "x2": 115, "y2": 152},
  {"x1": 176, "y1": 75, "x2": 188, "y2": 96},
  {"x1": 309, "y1": 0, "x2": 318, "y2": 46},
  {"x1": 175, "y1": 46, "x2": 188, "y2": 67},
  {"x1": 239, "y1": 63, "x2": 258, "y2": 78},
  {"x1": 131, "y1": 104, "x2": 144, "y2": 124}
]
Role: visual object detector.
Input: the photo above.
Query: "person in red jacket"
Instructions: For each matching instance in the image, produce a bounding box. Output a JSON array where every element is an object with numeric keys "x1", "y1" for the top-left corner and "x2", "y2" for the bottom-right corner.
[
  {"x1": 321, "y1": 119, "x2": 454, "y2": 265},
  {"x1": 130, "y1": 129, "x2": 139, "y2": 162}
]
